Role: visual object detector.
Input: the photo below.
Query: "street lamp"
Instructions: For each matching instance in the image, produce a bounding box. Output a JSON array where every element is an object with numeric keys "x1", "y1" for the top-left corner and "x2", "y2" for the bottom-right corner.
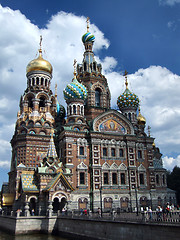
[
  {"x1": 135, "y1": 185, "x2": 139, "y2": 216},
  {"x1": 149, "y1": 190, "x2": 152, "y2": 210},
  {"x1": 99, "y1": 186, "x2": 103, "y2": 217}
]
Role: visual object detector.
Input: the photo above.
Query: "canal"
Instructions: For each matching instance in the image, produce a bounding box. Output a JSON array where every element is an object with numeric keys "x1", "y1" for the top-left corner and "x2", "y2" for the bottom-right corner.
[{"x1": 0, "y1": 231, "x2": 69, "y2": 240}]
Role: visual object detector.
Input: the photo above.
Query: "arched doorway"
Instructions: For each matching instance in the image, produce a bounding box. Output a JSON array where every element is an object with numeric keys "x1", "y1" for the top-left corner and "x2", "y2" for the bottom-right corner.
[
  {"x1": 120, "y1": 197, "x2": 129, "y2": 211},
  {"x1": 53, "y1": 197, "x2": 67, "y2": 213},
  {"x1": 53, "y1": 197, "x2": 60, "y2": 212},
  {"x1": 140, "y1": 196, "x2": 148, "y2": 209},
  {"x1": 29, "y1": 198, "x2": 36, "y2": 215}
]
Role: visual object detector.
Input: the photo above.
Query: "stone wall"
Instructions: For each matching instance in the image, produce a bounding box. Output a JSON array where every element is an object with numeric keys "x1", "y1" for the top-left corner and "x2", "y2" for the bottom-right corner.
[
  {"x1": 0, "y1": 215, "x2": 180, "y2": 240},
  {"x1": 56, "y1": 217, "x2": 180, "y2": 240}
]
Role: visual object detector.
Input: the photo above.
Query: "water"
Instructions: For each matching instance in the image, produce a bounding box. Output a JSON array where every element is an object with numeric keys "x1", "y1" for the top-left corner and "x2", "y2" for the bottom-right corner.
[{"x1": 0, "y1": 231, "x2": 69, "y2": 240}]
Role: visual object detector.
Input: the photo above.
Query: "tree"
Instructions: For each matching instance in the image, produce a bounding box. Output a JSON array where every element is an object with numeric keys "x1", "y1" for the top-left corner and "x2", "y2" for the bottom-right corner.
[{"x1": 167, "y1": 166, "x2": 180, "y2": 205}]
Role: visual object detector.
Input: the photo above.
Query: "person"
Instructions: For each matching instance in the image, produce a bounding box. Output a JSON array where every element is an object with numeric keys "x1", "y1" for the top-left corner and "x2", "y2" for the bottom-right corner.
[
  {"x1": 80, "y1": 208, "x2": 83, "y2": 216},
  {"x1": 84, "y1": 209, "x2": 87, "y2": 216},
  {"x1": 148, "y1": 207, "x2": 152, "y2": 220},
  {"x1": 98, "y1": 208, "x2": 101, "y2": 217},
  {"x1": 62, "y1": 207, "x2": 66, "y2": 216}
]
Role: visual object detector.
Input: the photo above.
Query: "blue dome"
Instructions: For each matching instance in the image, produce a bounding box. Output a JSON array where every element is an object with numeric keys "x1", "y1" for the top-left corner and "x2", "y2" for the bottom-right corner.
[
  {"x1": 63, "y1": 78, "x2": 87, "y2": 101},
  {"x1": 117, "y1": 88, "x2": 139, "y2": 110},
  {"x1": 82, "y1": 32, "x2": 95, "y2": 43}
]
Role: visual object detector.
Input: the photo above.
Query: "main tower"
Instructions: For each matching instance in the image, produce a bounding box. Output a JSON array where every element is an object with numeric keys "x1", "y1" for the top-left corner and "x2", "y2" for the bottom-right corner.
[{"x1": 77, "y1": 18, "x2": 111, "y2": 121}]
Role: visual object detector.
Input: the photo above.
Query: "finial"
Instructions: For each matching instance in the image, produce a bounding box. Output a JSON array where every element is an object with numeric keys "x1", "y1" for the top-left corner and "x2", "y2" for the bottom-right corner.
[
  {"x1": 55, "y1": 83, "x2": 57, "y2": 100},
  {"x1": 39, "y1": 35, "x2": 43, "y2": 56},
  {"x1": 86, "y1": 17, "x2": 90, "y2": 32},
  {"x1": 73, "y1": 59, "x2": 77, "y2": 79},
  {"x1": 148, "y1": 125, "x2": 151, "y2": 137},
  {"x1": 124, "y1": 70, "x2": 128, "y2": 89}
]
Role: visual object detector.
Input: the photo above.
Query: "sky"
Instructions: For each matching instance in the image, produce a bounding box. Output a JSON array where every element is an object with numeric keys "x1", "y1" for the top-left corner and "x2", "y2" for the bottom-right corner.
[{"x1": 0, "y1": 0, "x2": 180, "y2": 186}]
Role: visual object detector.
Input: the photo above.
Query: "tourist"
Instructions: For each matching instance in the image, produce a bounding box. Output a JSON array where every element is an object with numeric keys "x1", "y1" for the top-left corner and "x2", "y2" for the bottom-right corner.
[{"x1": 148, "y1": 207, "x2": 152, "y2": 220}]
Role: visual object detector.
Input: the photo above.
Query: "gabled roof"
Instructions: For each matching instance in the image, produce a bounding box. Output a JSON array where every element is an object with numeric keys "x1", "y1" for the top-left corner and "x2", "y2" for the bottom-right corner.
[
  {"x1": 43, "y1": 172, "x2": 74, "y2": 192},
  {"x1": 21, "y1": 172, "x2": 39, "y2": 193}
]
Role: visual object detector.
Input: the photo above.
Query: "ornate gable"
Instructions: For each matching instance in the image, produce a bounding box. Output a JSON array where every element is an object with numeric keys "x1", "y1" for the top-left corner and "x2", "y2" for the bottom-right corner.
[
  {"x1": 119, "y1": 163, "x2": 127, "y2": 171},
  {"x1": 110, "y1": 162, "x2": 118, "y2": 170},
  {"x1": 102, "y1": 162, "x2": 110, "y2": 169},
  {"x1": 92, "y1": 110, "x2": 134, "y2": 135}
]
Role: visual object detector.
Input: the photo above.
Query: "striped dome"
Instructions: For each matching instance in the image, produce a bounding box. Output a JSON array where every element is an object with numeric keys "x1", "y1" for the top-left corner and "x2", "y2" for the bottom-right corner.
[
  {"x1": 82, "y1": 32, "x2": 95, "y2": 43},
  {"x1": 63, "y1": 78, "x2": 87, "y2": 101},
  {"x1": 117, "y1": 88, "x2": 139, "y2": 110}
]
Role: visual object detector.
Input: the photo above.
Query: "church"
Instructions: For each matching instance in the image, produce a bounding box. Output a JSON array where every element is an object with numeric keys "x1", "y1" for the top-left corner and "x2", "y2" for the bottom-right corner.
[{"x1": 1, "y1": 19, "x2": 176, "y2": 214}]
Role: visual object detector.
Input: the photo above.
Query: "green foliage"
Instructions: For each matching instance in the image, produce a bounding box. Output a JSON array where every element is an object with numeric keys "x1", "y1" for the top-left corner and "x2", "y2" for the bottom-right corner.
[{"x1": 167, "y1": 166, "x2": 180, "y2": 204}]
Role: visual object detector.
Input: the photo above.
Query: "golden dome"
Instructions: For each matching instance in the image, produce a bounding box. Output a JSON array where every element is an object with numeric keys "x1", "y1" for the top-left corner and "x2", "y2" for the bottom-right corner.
[
  {"x1": 137, "y1": 108, "x2": 146, "y2": 125},
  {"x1": 26, "y1": 49, "x2": 52, "y2": 75}
]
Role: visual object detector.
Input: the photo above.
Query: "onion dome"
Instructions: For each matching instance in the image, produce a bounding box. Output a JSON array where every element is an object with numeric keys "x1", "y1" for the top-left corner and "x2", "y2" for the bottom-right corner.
[
  {"x1": 82, "y1": 32, "x2": 95, "y2": 43},
  {"x1": 117, "y1": 71, "x2": 139, "y2": 110},
  {"x1": 63, "y1": 59, "x2": 87, "y2": 101},
  {"x1": 137, "y1": 108, "x2": 146, "y2": 125},
  {"x1": 64, "y1": 78, "x2": 87, "y2": 101},
  {"x1": 82, "y1": 17, "x2": 95, "y2": 43},
  {"x1": 26, "y1": 36, "x2": 52, "y2": 75}
]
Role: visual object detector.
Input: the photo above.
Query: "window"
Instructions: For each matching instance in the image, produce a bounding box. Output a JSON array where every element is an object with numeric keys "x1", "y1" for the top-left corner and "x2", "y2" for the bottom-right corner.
[
  {"x1": 79, "y1": 146, "x2": 84, "y2": 156},
  {"x1": 80, "y1": 172, "x2": 85, "y2": 184},
  {"x1": 112, "y1": 173, "x2": 117, "y2": 185},
  {"x1": 111, "y1": 148, "x2": 115, "y2": 157},
  {"x1": 120, "y1": 149, "x2": 123, "y2": 157},
  {"x1": 73, "y1": 105, "x2": 76, "y2": 114},
  {"x1": 156, "y1": 175, "x2": 159, "y2": 184},
  {"x1": 39, "y1": 96, "x2": 45, "y2": 108},
  {"x1": 138, "y1": 150, "x2": 142, "y2": 159},
  {"x1": 139, "y1": 173, "x2": 144, "y2": 185},
  {"x1": 103, "y1": 147, "x2": 107, "y2": 156},
  {"x1": 95, "y1": 88, "x2": 101, "y2": 107},
  {"x1": 121, "y1": 173, "x2": 125, "y2": 184},
  {"x1": 28, "y1": 97, "x2": 33, "y2": 109},
  {"x1": 163, "y1": 175, "x2": 165, "y2": 185},
  {"x1": 104, "y1": 173, "x2": 109, "y2": 184}
]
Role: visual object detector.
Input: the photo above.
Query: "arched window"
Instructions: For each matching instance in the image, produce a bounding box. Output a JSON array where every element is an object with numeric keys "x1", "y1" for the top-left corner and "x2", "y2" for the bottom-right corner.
[
  {"x1": 93, "y1": 62, "x2": 96, "y2": 71},
  {"x1": 81, "y1": 106, "x2": 83, "y2": 115},
  {"x1": 73, "y1": 105, "x2": 76, "y2": 114},
  {"x1": 36, "y1": 77, "x2": 39, "y2": 85},
  {"x1": 28, "y1": 97, "x2": 33, "y2": 109},
  {"x1": 32, "y1": 78, "x2": 35, "y2": 86},
  {"x1": 39, "y1": 96, "x2": 46, "y2": 108},
  {"x1": 128, "y1": 113, "x2": 131, "y2": 121},
  {"x1": 84, "y1": 62, "x2": 87, "y2": 71},
  {"x1": 156, "y1": 175, "x2": 159, "y2": 185},
  {"x1": 45, "y1": 79, "x2": 48, "y2": 87},
  {"x1": 41, "y1": 77, "x2": 44, "y2": 85},
  {"x1": 95, "y1": 88, "x2": 101, "y2": 107}
]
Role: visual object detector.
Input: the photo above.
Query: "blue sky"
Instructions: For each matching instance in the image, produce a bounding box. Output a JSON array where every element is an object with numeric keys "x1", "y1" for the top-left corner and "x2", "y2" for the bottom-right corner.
[{"x1": 0, "y1": 0, "x2": 180, "y2": 186}]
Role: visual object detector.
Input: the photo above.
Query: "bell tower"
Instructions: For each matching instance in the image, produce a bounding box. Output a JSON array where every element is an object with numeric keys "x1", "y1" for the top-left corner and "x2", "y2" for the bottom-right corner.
[
  {"x1": 10, "y1": 36, "x2": 57, "y2": 173},
  {"x1": 77, "y1": 18, "x2": 111, "y2": 121}
]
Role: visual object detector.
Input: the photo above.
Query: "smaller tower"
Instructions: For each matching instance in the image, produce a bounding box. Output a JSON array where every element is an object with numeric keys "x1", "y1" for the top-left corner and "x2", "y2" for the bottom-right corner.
[
  {"x1": 63, "y1": 60, "x2": 88, "y2": 131},
  {"x1": 117, "y1": 71, "x2": 139, "y2": 124},
  {"x1": 137, "y1": 107, "x2": 146, "y2": 134}
]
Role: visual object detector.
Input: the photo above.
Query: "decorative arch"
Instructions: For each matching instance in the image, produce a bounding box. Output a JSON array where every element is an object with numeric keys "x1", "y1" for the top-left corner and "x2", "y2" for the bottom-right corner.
[
  {"x1": 110, "y1": 162, "x2": 118, "y2": 170},
  {"x1": 104, "y1": 197, "x2": 113, "y2": 209},
  {"x1": 52, "y1": 191, "x2": 68, "y2": 201},
  {"x1": 78, "y1": 197, "x2": 88, "y2": 210},
  {"x1": 118, "y1": 163, "x2": 127, "y2": 171},
  {"x1": 92, "y1": 110, "x2": 134, "y2": 135},
  {"x1": 102, "y1": 162, "x2": 110, "y2": 170},
  {"x1": 27, "y1": 195, "x2": 38, "y2": 202}
]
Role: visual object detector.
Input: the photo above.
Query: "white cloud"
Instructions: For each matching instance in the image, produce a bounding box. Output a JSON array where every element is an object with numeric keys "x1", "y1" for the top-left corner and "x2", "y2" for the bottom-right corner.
[
  {"x1": 159, "y1": 0, "x2": 180, "y2": 6},
  {"x1": 163, "y1": 155, "x2": 180, "y2": 170}
]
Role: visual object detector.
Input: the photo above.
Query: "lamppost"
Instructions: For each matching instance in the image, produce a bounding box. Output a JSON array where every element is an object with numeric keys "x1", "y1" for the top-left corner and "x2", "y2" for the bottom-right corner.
[
  {"x1": 99, "y1": 186, "x2": 103, "y2": 217},
  {"x1": 135, "y1": 185, "x2": 139, "y2": 216},
  {"x1": 149, "y1": 190, "x2": 152, "y2": 210}
]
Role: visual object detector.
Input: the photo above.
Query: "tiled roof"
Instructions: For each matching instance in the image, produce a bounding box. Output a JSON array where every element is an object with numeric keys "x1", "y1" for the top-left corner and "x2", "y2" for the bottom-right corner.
[{"x1": 21, "y1": 173, "x2": 39, "y2": 192}]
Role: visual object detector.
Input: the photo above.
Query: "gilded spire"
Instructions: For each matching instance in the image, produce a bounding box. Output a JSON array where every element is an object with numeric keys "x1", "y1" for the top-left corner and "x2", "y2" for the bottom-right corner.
[
  {"x1": 86, "y1": 17, "x2": 90, "y2": 32},
  {"x1": 73, "y1": 59, "x2": 77, "y2": 79},
  {"x1": 124, "y1": 70, "x2": 128, "y2": 89},
  {"x1": 39, "y1": 35, "x2": 43, "y2": 57}
]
